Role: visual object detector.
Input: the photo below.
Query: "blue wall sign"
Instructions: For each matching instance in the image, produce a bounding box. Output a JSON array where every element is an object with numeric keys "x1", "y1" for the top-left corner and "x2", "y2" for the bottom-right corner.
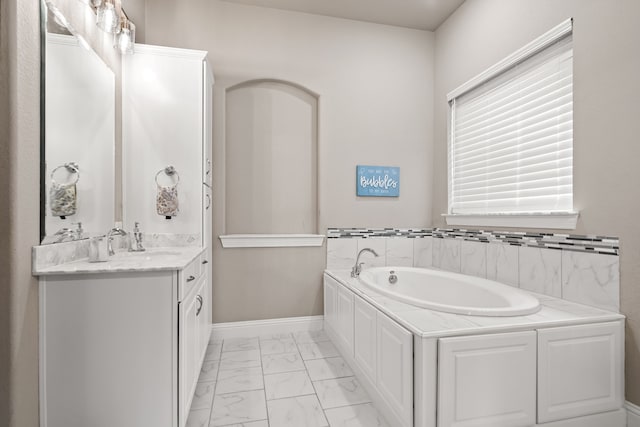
[{"x1": 356, "y1": 165, "x2": 400, "y2": 197}]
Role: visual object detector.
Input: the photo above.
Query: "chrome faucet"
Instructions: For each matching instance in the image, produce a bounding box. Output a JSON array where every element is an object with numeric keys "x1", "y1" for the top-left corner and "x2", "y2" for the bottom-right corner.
[
  {"x1": 106, "y1": 227, "x2": 127, "y2": 256},
  {"x1": 351, "y1": 248, "x2": 379, "y2": 278}
]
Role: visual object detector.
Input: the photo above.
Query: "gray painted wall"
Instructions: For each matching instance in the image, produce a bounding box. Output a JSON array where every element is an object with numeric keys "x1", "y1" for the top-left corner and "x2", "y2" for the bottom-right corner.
[
  {"x1": 144, "y1": 0, "x2": 435, "y2": 322},
  {"x1": 432, "y1": 0, "x2": 640, "y2": 406},
  {"x1": 0, "y1": 0, "x2": 41, "y2": 425}
]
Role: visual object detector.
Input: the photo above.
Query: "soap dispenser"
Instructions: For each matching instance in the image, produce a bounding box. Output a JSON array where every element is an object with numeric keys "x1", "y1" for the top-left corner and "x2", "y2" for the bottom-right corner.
[{"x1": 130, "y1": 222, "x2": 146, "y2": 252}]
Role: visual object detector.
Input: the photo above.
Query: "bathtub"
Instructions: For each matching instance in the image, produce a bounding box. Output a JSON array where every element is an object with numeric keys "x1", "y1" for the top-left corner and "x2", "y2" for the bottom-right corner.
[{"x1": 357, "y1": 266, "x2": 540, "y2": 316}]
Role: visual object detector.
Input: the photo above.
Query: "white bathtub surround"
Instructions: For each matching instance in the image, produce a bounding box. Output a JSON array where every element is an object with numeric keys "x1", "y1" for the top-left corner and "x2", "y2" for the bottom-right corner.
[
  {"x1": 460, "y1": 240, "x2": 487, "y2": 278},
  {"x1": 562, "y1": 250, "x2": 620, "y2": 312},
  {"x1": 185, "y1": 331, "x2": 389, "y2": 427},
  {"x1": 486, "y1": 242, "x2": 519, "y2": 286},
  {"x1": 385, "y1": 238, "x2": 414, "y2": 267},
  {"x1": 432, "y1": 237, "x2": 461, "y2": 272},
  {"x1": 326, "y1": 238, "x2": 358, "y2": 269},
  {"x1": 518, "y1": 246, "x2": 563, "y2": 297},
  {"x1": 327, "y1": 269, "x2": 621, "y2": 339},
  {"x1": 325, "y1": 270, "x2": 625, "y2": 427},
  {"x1": 413, "y1": 237, "x2": 433, "y2": 268},
  {"x1": 356, "y1": 238, "x2": 387, "y2": 267}
]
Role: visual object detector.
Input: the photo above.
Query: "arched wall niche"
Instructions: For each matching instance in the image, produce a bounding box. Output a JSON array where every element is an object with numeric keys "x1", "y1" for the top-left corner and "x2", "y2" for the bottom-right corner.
[{"x1": 221, "y1": 79, "x2": 322, "y2": 247}]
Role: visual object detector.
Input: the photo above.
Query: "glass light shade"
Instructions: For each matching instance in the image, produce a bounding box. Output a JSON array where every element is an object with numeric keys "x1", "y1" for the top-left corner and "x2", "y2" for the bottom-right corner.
[
  {"x1": 77, "y1": 0, "x2": 103, "y2": 6},
  {"x1": 115, "y1": 20, "x2": 135, "y2": 55},
  {"x1": 96, "y1": 0, "x2": 119, "y2": 34}
]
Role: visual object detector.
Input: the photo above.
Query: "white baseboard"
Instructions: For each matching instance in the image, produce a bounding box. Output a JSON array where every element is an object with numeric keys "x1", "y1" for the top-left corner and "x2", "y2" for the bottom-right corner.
[
  {"x1": 627, "y1": 401, "x2": 640, "y2": 427},
  {"x1": 210, "y1": 315, "x2": 324, "y2": 340}
]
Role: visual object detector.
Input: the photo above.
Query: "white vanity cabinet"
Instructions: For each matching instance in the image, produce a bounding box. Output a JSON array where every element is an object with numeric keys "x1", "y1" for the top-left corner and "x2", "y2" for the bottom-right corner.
[
  {"x1": 40, "y1": 255, "x2": 210, "y2": 427},
  {"x1": 178, "y1": 255, "x2": 210, "y2": 427}
]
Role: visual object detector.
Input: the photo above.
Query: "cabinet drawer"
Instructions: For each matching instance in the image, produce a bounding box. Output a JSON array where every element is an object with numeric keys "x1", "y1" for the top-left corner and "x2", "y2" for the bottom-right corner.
[{"x1": 179, "y1": 256, "x2": 203, "y2": 300}]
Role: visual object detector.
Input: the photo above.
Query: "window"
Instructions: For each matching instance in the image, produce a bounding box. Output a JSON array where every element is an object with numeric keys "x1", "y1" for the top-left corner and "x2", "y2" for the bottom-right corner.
[{"x1": 446, "y1": 19, "x2": 577, "y2": 229}]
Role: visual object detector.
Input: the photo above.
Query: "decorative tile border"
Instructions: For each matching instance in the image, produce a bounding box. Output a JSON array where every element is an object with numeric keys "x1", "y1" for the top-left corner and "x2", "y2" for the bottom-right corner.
[
  {"x1": 327, "y1": 228, "x2": 619, "y2": 256},
  {"x1": 326, "y1": 228, "x2": 432, "y2": 239}
]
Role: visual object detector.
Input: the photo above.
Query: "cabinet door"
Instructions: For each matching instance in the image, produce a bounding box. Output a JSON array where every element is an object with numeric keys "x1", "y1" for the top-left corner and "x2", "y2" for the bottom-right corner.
[
  {"x1": 323, "y1": 275, "x2": 338, "y2": 332},
  {"x1": 538, "y1": 321, "x2": 623, "y2": 423},
  {"x1": 179, "y1": 287, "x2": 200, "y2": 426},
  {"x1": 196, "y1": 277, "x2": 209, "y2": 365},
  {"x1": 376, "y1": 311, "x2": 413, "y2": 427},
  {"x1": 354, "y1": 297, "x2": 377, "y2": 383},
  {"x1": 438, "y1": 331, "x2": 536, "y2": 427},
  {"x1": 336, "y1": 285, "x2": 355, "y2": 356}
]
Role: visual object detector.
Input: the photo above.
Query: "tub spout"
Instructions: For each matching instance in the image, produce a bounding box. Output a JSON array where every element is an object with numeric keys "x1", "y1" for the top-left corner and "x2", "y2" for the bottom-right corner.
[{"x1": 351, "y1": 248, "x2": 379, "y2": 278}]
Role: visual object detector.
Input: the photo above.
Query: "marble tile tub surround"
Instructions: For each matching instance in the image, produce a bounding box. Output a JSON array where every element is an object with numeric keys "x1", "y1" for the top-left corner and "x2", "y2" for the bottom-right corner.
[
  {"x1": 326, "y1": 228, "x2": 620, "y2": 312},
  {"x1": 32, "y1": 233, "x2": 201, "y2": 271}
]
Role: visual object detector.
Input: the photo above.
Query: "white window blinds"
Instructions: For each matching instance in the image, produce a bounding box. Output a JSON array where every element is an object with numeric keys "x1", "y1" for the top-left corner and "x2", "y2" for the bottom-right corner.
[{"x1": 449, "y1": 34, "x2": 573, "y2": 215}]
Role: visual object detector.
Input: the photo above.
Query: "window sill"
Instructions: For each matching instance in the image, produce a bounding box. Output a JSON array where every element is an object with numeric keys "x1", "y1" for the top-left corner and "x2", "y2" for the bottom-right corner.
[
  {"x1": 219, "y1": 234, "x2": 325, "y2": 248},
  {"x1": 443, "y1": 212, "x2": 579, "y2": 230}
]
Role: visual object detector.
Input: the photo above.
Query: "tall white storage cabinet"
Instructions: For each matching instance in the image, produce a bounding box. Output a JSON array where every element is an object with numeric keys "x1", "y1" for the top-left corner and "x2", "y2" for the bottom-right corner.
[
  {"x1": 122, "y1": 44, "x2": 214, "y2": 427},
  {"x1": 122, "y1": 44, "x2": 213, "y2": 247},
  {"x1": 122, "y1": 43, "x2": 214, "y2": 363}
]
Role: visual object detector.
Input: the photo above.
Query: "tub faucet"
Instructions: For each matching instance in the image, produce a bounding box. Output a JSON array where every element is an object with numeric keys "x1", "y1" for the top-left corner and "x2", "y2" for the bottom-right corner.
[
  {"x1": 351, "y1": 248, "x2": 379, "y2": 278},
  {"x1": 106, "y1": 227, "x2": 127, "y2": 256}
]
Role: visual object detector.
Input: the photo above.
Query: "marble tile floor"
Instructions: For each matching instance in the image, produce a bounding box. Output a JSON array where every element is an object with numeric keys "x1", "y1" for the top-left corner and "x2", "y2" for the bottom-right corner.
[{"x1": 186, "y1": 330, "x2": 390, "y2": 427}]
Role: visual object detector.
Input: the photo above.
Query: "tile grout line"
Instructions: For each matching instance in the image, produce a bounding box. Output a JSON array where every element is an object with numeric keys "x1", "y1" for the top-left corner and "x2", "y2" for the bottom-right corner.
[
  {"x1": 258, "y1": 336, "x2": 271, "y2": 427},
  {"x1": 206, "y1": 338, "x2": 222, "y2": 426},
  {"x1": 295, "y1": 333, "x2": 331, "y2": 427}
]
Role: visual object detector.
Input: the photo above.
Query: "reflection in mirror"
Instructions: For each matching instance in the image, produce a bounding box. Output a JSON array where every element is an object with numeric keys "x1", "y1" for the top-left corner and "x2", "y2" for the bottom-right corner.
[{"x1": 42, "y1": 2, "x2": 115, "y2": 244}]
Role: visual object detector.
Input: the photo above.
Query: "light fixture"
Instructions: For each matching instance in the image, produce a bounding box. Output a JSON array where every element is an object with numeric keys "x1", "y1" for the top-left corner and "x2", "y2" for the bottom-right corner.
[
  {"x1": 77, "y1": 0, "x2": 104, "y2": 6},
  {"x1": 115, "y1": 15, "x2": 135, "y2": 55},
  {"x1": 96, "y1": 0, "x2": 120, "y2": 34}
]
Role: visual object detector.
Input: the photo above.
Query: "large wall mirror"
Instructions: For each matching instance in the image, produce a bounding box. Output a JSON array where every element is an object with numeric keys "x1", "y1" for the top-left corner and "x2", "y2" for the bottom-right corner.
[{"x1": 41, "y1": 1, "x2": 115, "y2": 244}]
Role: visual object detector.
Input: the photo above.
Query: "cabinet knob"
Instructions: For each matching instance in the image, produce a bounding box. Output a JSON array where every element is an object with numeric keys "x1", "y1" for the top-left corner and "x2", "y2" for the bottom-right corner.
[
  {"x1": 196, "y1": 295, "x2": 203, "y2": 316},
  {"x1": 187, "y1": 275, "x2": 196, "y2": 282},
  {"x1": 202, "y1": 260, "x2": 209, "y2": 265}
]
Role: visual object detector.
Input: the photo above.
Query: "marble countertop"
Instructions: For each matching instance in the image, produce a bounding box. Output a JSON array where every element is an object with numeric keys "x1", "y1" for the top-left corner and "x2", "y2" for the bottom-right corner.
[
  {"x1": 34, "y1": 246, "x2": 205, "y2": 276},
  {"x1": 326, "y1": 269, "x2": 624, "y2": 339}
]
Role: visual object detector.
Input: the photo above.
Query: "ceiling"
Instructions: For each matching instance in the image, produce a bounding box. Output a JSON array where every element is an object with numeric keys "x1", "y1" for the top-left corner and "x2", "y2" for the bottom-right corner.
[{"x1": 220, "y1": 0, "x2": 466, "y2": 31}]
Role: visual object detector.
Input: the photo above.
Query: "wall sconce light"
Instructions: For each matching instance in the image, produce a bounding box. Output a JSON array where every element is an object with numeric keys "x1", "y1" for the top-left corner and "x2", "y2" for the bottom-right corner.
[
  {"x1": 96, "y1": 0, "x2": 120, "y2": 34},
  {"x1": 115, "y1": 15, "x2": 135, "y2": 55}
]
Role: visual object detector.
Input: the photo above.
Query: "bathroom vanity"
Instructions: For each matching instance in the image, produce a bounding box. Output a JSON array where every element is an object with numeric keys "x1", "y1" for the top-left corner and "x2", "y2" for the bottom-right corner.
[
  {"x1": 324, "y1": 270, "x2": 626, "y2": 427},
  {"x1": 36, "y1": 248, "x2": 210, "y2": 427},
  {"x1": 37, "y1": 20, "x2": 214, "y2": 426}
]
